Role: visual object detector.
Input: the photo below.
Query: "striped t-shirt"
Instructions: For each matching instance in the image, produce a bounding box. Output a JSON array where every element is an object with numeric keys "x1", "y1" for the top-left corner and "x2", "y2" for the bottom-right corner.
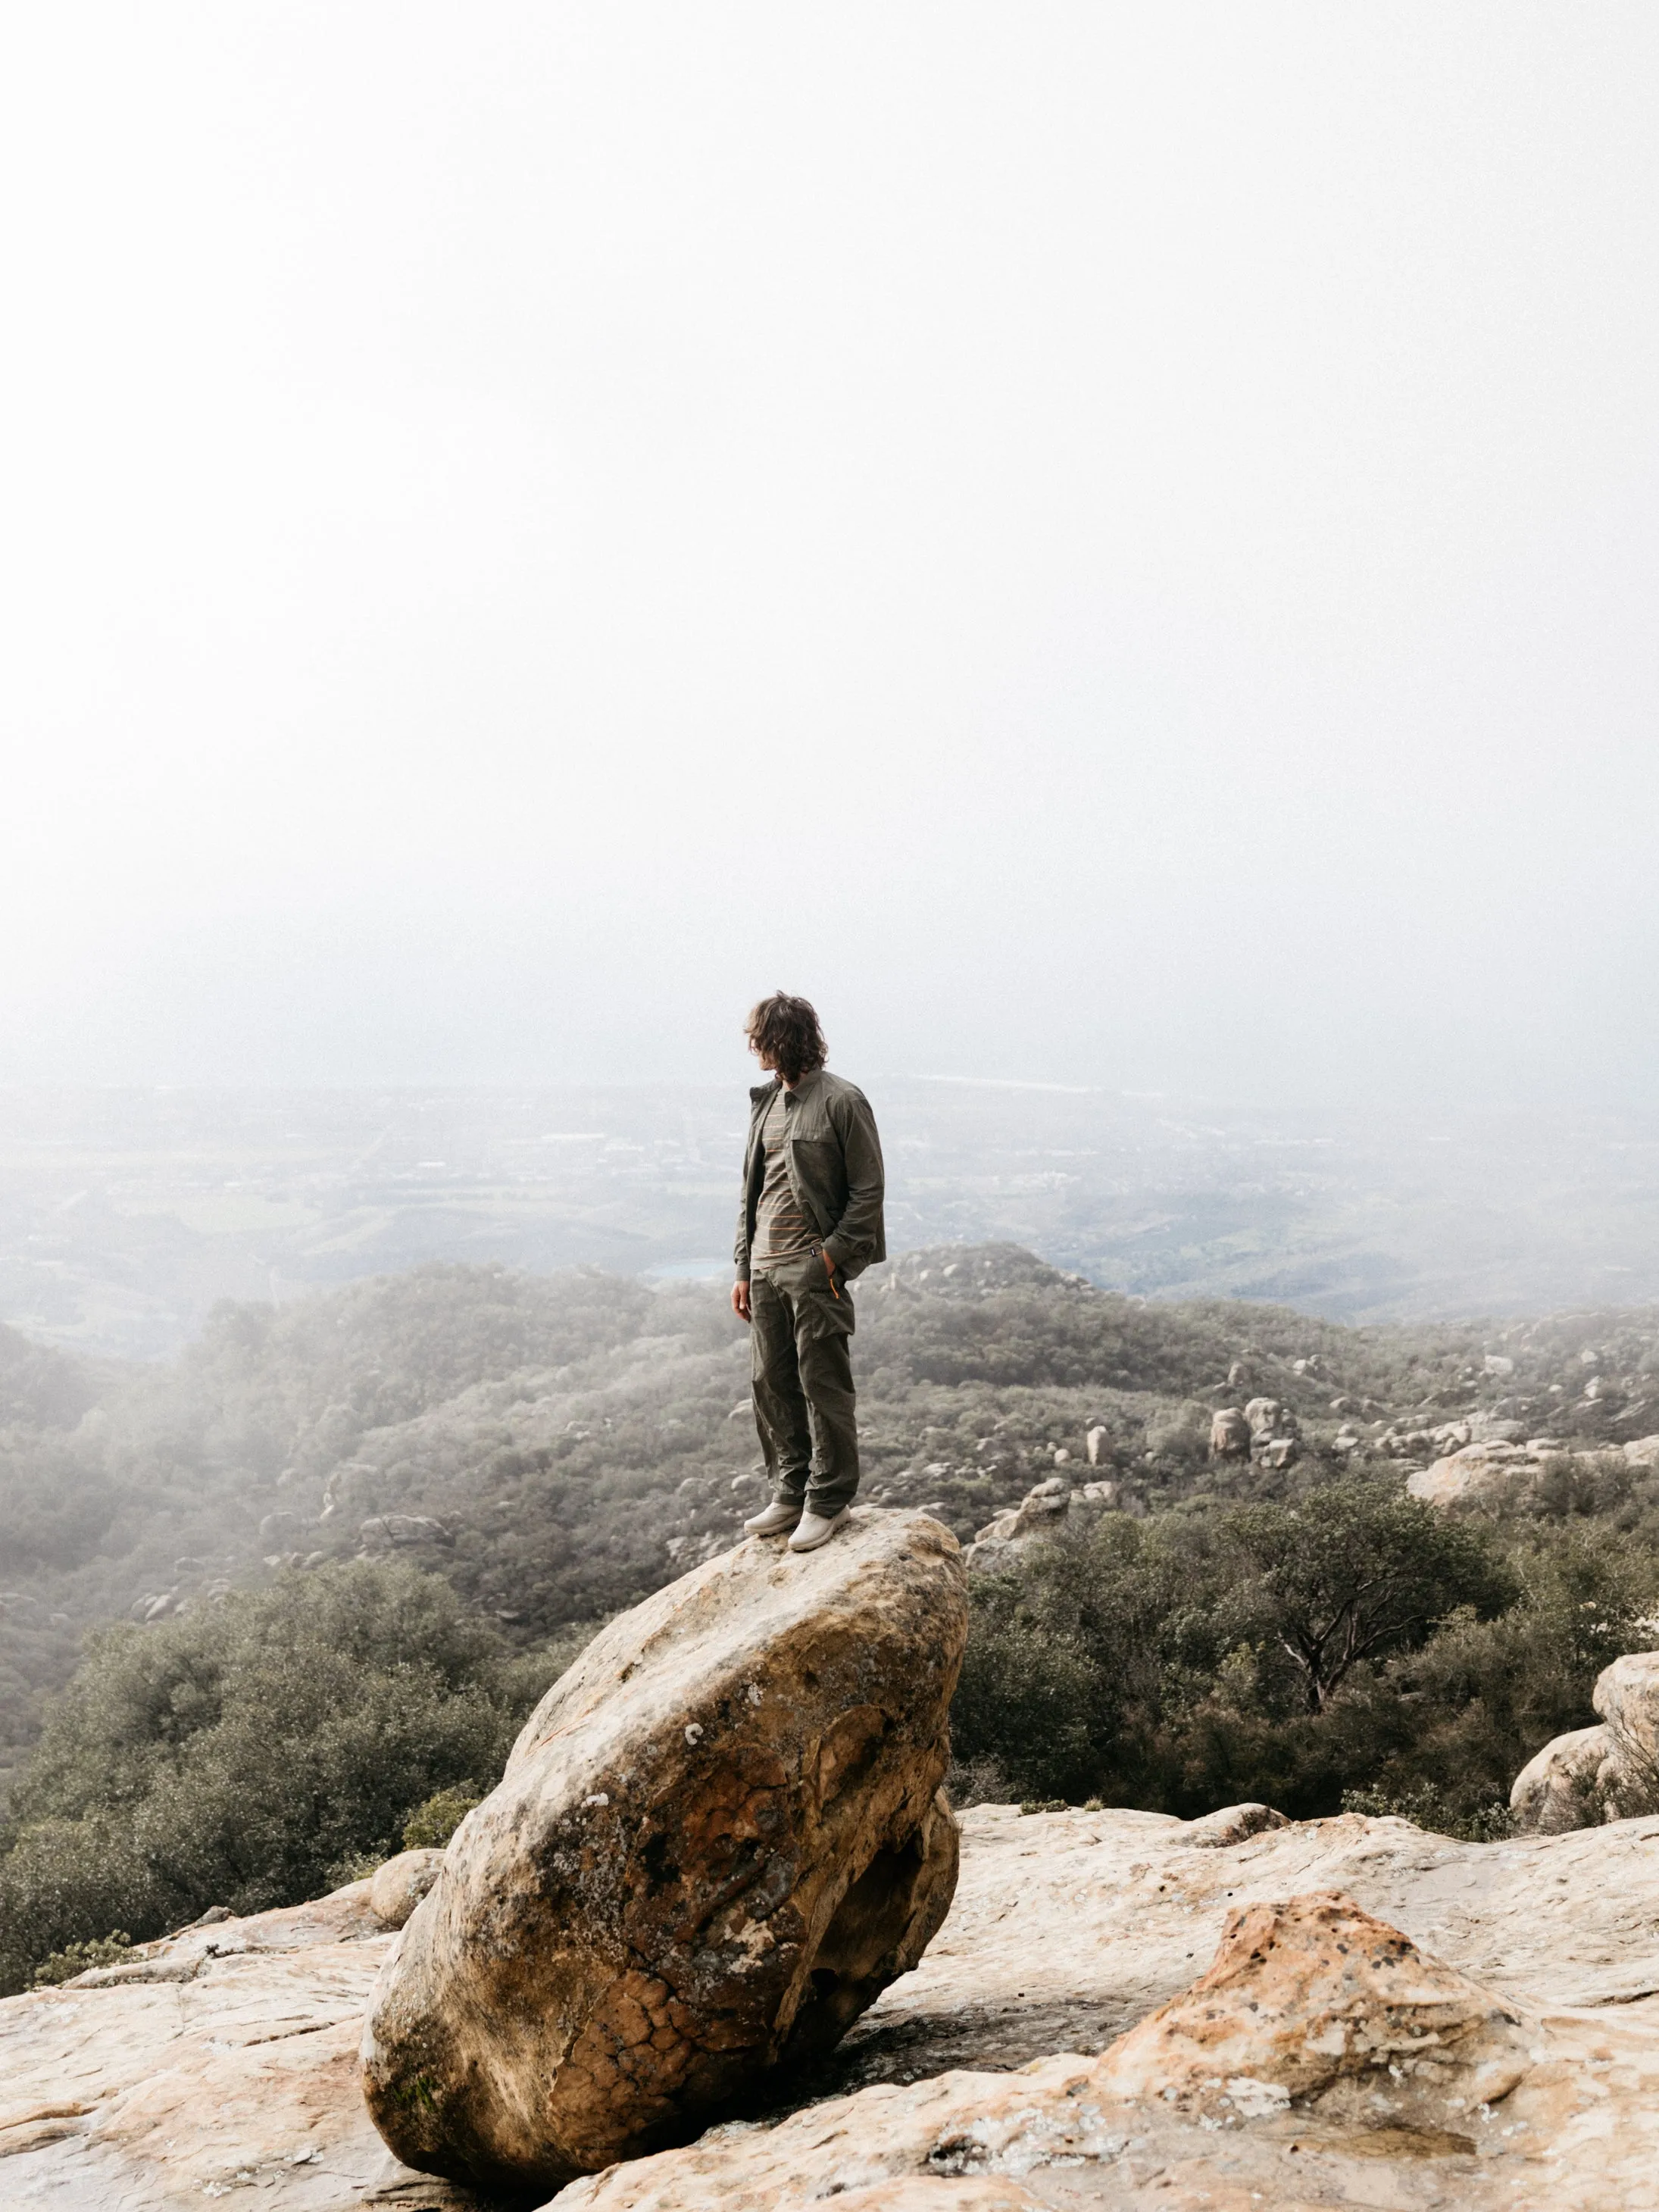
[{"x1": 753, "y1": 1086, "x2": 818, "y2": 1267}]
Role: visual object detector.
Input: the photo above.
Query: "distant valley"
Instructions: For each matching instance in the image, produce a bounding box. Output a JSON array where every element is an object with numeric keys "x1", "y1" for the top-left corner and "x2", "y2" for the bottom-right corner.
[{"x1": 5, "y1": 1083, "x2": 1659, "y2": 1358}]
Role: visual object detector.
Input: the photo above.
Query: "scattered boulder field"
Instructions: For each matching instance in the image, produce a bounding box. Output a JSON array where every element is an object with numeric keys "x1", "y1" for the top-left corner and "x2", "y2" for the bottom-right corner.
[{"x1": 6, "y1": 1509, "x2": 1659, "y2": 2209}]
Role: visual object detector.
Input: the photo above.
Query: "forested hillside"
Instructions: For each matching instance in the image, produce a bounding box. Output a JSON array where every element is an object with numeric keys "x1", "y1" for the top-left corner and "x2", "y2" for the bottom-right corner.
[
  {"x1": 6, "y1": 1246, "x2": 1659, "y2": 1786},
  {"x1": 3, "y1": 1246, "x2": 1659, "y2": 1990}
]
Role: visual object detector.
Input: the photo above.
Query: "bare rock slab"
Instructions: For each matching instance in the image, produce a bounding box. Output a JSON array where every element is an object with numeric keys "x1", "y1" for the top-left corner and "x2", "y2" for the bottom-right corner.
[
  {"x1": 815, "y1": 1798, "x2": 1659, "y2": 2092},
  {"x1": 361, "y1": 1507, "x2": 968, "y2": 2195},
  {"x1": 562, "y1": 1886, "x2": 1659, "y2": 2211},
  {"x1": 0, "y1": 1885, "x2": 482, "y2": 2210},
  {"x1": 9, "y1": 1797, "x2": 1659, "y2": 2207}
]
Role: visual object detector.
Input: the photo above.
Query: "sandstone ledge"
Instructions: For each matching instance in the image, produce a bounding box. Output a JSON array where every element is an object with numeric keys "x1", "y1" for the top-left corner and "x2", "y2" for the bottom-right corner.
[
  {"x1": 6, "y1": 1801, "x2": 1659, "y2": 2207},
  {"x1": 567, "y1": 1814, "x2": 1659, "y2": 2211},
  {"x1": 0, "y1": 1884, "x2": 482, "y2": 2209}
]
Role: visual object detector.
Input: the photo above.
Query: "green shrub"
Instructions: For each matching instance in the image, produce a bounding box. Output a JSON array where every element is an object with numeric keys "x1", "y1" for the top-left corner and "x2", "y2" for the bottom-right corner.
[
  {"x1": 0, "y1": 1561, "x2": 525, "y2": 1993},
  {"x1": 1211, "y1": 1482, "x2": 1514, "y2": 1711},
  {"x1": 1340, "y1": 1782, "x2": 1515, "y2": 1845},
  {"x1": 402, "y1": 1784, "x2": 483, "y2": 1851},
  {"x1": 947, "y1": 1478, "x2": 1657, "y2": 1830},
  {"x1": 950, "y1": 1602, "x2": 1104, "y2": 1804},
  {"x1": 31, "y1": 1931, "x2": 131, "y2": 1986}
]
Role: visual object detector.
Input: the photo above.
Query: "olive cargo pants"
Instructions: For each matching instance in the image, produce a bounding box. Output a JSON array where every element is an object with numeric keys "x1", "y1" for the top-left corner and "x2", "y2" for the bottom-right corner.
[{"x1": 749, "y1": 1254, "x2": 860, "y2": 1514}]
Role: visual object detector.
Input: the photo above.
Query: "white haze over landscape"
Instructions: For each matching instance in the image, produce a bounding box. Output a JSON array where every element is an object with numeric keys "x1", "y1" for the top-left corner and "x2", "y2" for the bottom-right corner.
[
  {"x1": 1, "y1": 6, "x2": 1656, "y2": 1343},
  {"x1": 2, "y1": 5, "x2": 1655, "y2": 1110}
]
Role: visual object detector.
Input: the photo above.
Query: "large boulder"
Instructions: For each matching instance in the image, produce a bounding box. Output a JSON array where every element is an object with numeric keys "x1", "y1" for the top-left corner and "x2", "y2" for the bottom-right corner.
[
  {"x1": 1511, "y1": 1722, "x2": 1616, "y2": 1831},
  {"x1": 1511, "y1": 1648, "x2": 1659, "y2": 1830},
  {"x1": 1596, "y1": 1648, "x2": 1659, "y2": 1780},
  {"x1": 368, "y1": 1848, "x2": 445, "y2": 1929},
  {"x1": 361, "y1": 1508, "x2": 967, "y2": 2196},
  {"x1": 1243, "y1": 1395, "x2": 1292, "y2": 1442},
  {"x1": 1208, "y1": 1406, "x2": 1251, "y2": 1459}
]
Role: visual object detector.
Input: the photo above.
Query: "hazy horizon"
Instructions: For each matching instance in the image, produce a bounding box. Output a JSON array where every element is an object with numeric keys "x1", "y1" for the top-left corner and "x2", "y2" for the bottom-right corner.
[
  {"x1": 5, "y1": 7, "x2": 1657, "y2": 1108},
  {"x1": 5, "y1": 1079, "x2": 1659, "y2": 1359}
]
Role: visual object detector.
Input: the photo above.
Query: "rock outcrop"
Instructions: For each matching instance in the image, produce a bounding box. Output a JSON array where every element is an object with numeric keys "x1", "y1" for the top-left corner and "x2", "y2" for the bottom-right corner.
[
  {"x1": 1240, "y1": 1396, "x2": 1298, "y2": 1470},
  {"x1": 360, "y1": 1508, "x2": 968, "y2": 2196},
  {"x1": 0, "y1": 1881, "x2": 481, "y2": 2207},
  {"x1": 367, "y1": 1848, "x2": 444, "y2": 1929},
  {"x1": 357, "y1": 1512, "x2": 450, "y2": 1551},
  {"x1": 1409, "y1": 1438, "x2": 1543, "y2": 1505},
  {"x1": 1510, "y1": 1720, "x2": 1614, "y2": 1830},
  {"x1": 9, "y1": 1795, "x2": 1659, "y2": 2207},
  {"x1": 1089, "y1": 1889, "x2": 1533, "y2": 2121},
  {"x1": 1208, "y1": 1407, "x2": 1251, "y2": 1459},
  {"x1": 1512, "y1": 1646, "x2": 1659, "y2": 1829},
  {"x1": 1405, "y1": 1426, "x2": 1630, "y2": 1510},
  {"x1": 1243, "y1": 1395, "x2": 1296, "y2": 1447},
  {"x1": 965, "y1": 1477, "x2": 1072, "y2": 1565},
  {"x1": 560, "y1": 1861, "x2": 1659, "y2": 2210},
  {"x1": 964, "y1": 1476, "x2": 1125, "y2": 1568}
]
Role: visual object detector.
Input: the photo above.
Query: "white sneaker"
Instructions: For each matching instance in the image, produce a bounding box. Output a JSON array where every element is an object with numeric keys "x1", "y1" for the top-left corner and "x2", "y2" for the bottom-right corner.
[
  {"x1": 743, "y1": 1498, "x2": 802, "y2": 1536},
  {"x1": 787, "y1": 1507, "x2": 851, "y2": 1553}
]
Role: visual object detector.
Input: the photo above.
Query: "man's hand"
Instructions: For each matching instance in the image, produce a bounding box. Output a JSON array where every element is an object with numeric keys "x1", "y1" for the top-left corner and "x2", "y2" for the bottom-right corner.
[{"x1": 731, "y1": 1279, "x2": 751, "y2": 1323}]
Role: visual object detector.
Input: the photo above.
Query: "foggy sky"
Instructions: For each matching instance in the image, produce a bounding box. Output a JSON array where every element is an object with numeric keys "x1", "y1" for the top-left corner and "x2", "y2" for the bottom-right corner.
[{"x1": 3, "y1": 6, "x2": 1657, "y2": 1105}]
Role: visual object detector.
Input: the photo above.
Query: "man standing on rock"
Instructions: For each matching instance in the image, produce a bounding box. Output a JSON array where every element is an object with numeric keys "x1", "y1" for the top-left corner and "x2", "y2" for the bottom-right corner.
[{"x1": 732, "y1": 992, "x2": 886, "y2": 1552}]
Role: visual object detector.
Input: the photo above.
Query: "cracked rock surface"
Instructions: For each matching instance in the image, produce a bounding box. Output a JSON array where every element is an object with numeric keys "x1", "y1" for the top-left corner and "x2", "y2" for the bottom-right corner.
[{"x1": 564, "y1": 1879, "x2": 1659, "y2": 2210}]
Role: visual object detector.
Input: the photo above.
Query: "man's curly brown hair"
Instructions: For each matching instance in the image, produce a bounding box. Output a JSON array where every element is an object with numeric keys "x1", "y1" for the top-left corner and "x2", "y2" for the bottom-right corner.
[{"x1": 744, "y1": 992, "x2": 828, "y2": 1085}]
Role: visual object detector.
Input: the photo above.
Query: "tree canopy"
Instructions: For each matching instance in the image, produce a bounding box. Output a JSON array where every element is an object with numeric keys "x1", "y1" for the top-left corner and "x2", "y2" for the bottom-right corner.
[
  {"x1": 0, "y1": 1561, "x2": 570, "y2": 1995},
  {"x1": 1214, "y1": 1485, "x2": 1513, "y2": 1711}
]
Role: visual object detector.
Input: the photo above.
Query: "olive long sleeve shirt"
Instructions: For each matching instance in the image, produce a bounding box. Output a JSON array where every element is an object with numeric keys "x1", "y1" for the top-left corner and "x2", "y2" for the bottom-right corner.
[{"x1": 733, "y1": 1070, "x2": 886, "y2": 1283}]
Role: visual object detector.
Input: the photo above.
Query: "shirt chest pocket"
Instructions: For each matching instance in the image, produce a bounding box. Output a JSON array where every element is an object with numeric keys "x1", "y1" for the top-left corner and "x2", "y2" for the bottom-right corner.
[{"x1": 789, "y1": 1130, "x2": 843, "y2": 1189}]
